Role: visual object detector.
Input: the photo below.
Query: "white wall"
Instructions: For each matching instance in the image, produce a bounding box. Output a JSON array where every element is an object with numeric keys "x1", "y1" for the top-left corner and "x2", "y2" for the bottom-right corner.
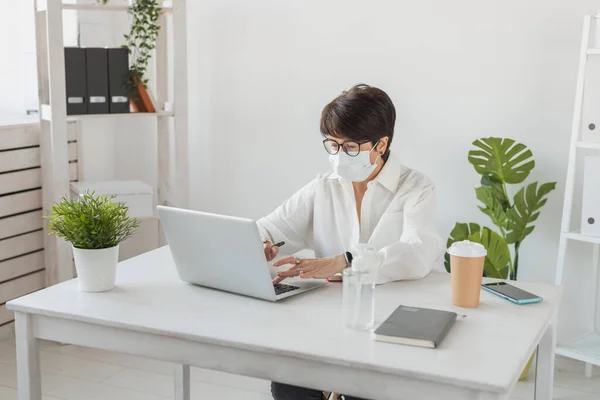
[
  {"x1": 0, "y1": 1, "x2": 78, "y2": 117},
  {"x1": 0, "y1": 0, "x2": 37, "y2": 116},
  {"x1": 187, "y1": 0, "x2": 599, "y2": 281},
  {"x1": 187, "y1": 0, "x2": 600, "y2": 340}
]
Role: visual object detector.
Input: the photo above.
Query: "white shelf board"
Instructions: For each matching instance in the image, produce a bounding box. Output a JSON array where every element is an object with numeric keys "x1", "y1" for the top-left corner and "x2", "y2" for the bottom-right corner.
[
  {"x1": 66, "y1": 111, "x2": 173, "y2": 121},
  {"x1": 577, "y1": 141, "x2": 600, "y2": 150},
  {"x1": 588, "y1": 49, "x2": 600, "y2": 55},
  {"x1": 70, "y1": 180, "x2": 157, "y2": 220},
  {"x1": 41, "y1": 104, "x2": 173, "y2": 121},
  {"x1": 563, "y1": 231, "x2": 600, "y2": 244},
  {"x1": 63, "y1": 4, "x2": 172, "y2": 12},
  {"x1": 556, "y1": 332, "x2": 600, "y2": 366},
  {"x1": 37, "y1": 2, "x2": 173, "y2": 13}
]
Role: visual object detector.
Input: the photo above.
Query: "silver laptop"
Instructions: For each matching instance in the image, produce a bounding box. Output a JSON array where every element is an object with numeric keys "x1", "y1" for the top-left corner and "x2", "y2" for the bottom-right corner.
[{"x1": 157, "y1": 206, "x2": 327, "y2": 301}]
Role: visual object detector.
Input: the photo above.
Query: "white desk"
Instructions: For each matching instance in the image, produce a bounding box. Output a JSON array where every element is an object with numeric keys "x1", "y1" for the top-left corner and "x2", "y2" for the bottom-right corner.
[{"x1": 8, "y1": 246, "x2": 561, "y2": 400}]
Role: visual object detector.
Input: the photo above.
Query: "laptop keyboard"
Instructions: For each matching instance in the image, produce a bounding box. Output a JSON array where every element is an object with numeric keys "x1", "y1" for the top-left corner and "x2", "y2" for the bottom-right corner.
[{"x1": 274, "y1": 283, "x2": 300, "y2": 296}]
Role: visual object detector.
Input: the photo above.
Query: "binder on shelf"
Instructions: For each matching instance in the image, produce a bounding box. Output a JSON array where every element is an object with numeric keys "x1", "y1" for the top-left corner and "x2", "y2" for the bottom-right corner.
[
  {"x1": 581, "y1": 57, "x2": 600, "y2": 143},
  {"x1": 107, "y1": 48, "x2": 130, "y2": 114},
  {"x1": 85, "y1": 48, "x2": 109, "y2": 114},
  {"x1": 64, "y1": 47, "x2": 87, "y2": 115},
  {"x1": 581, "y1": 155, "x2": 600, "y2": 237}
]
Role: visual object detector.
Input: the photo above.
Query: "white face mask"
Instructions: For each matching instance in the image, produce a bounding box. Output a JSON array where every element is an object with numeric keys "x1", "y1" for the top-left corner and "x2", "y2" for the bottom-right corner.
[{"x1": 329, "y1": 142, "x2": 380, "y2": 182}]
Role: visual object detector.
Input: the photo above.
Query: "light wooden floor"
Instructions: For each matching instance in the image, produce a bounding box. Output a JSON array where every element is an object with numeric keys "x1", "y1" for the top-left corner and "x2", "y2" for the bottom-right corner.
[{"x1": 0, "y1": 336, "x2": 598, "y2": 399}]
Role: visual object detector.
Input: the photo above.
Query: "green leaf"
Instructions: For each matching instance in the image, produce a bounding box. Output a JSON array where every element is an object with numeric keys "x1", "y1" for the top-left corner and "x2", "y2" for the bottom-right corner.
[
  {"x1": 480, "y1": 175, "x2": 509, "y2": 210},
  {"x1": 506, "y1": 181, "x2": 557, "y2": 244},
  {"x1": 468, "y1": 137, "x2": 535, "y2": 185},
  {"x1": 444, "y1": 222, "x2": 481, "y2": 272},
  {"x1": 468, "y1": 228, "x2": 511, "y2": 279},
  {"x1": 475, "y1": 186, "x2": 509, "y2": 230},
  {"x1": 475, "y1": 228, "x2": 511, "y2": 278}
]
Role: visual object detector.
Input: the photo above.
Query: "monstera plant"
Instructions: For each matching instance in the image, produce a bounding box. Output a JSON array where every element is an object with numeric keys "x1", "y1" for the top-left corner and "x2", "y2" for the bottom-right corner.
[{"x1": 445, "y1": 138, "x2": 556, "y2": 280}]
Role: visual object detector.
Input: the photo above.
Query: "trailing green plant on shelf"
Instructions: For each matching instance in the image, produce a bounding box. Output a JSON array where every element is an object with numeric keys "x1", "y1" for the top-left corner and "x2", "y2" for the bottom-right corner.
[
  {"x1": 444, "y1": 137, "x2": 556, "y2": 280},
  {"x1": 123, "y1": 0, "x2": 162, "y2": 98},
  {"x1": 45, "y1": 191, "x2": 140, "y2": 250}
]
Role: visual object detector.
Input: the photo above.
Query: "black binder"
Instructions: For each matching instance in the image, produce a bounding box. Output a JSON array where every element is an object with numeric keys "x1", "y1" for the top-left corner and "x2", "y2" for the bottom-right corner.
[
  {"x1": 85, "y1": 48, "x2": 109, "y2": 114},
  {"x1": 108, "y1": 48, "x2": 130, "y2": 114},
  {"x1": 64, "y1": 47, "x2": 87, "y2": 115}
]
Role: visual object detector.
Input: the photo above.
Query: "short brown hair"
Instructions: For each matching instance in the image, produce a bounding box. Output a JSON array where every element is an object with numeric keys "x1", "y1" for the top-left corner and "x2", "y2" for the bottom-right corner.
[{"x1": 320, "y1": 84, "x2": 396, "y2": 161}]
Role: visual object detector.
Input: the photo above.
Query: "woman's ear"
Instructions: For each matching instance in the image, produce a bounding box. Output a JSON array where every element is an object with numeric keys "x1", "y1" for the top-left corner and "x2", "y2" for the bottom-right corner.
[{"x1": 378, "y1": 137, "x2": 389, "y2": 155}]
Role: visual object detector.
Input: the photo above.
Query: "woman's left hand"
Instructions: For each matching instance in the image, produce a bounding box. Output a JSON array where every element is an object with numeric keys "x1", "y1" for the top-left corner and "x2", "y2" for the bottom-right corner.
[{"x1": 272, "y1": 255, "x2": 346, "y2": 284}]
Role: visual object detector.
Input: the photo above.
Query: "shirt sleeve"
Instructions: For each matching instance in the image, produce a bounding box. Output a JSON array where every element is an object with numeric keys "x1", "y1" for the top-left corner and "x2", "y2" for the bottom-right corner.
[
  {"x1": 351, "y1": 187, "x2": 444, "y2": 284},
  {"x1": 256, "y1": 179, "x2": 317, "y2": 256}
]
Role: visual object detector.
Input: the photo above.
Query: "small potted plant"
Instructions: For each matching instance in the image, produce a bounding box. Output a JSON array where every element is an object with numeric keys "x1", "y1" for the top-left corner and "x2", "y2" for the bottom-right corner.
[{"x1": 46, "y1": 191, "x2": 140, "y2": 292}]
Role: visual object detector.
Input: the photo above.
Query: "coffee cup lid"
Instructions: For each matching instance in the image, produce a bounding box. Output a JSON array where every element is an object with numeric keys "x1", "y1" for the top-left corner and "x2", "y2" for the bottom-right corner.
[{"x1": 447, "y1": 240, "x2": 487, "y2": 258}]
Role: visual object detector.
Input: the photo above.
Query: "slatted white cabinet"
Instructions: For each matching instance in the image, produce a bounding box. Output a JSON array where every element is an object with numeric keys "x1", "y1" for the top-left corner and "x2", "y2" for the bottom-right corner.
[{"x1": 0, "y1": 121, "x2": 77, "y2": 329}]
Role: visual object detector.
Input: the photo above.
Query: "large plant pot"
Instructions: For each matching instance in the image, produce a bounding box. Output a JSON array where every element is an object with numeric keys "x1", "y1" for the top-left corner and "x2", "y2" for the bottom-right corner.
[
  {"x1": 130, "y1": 75, "x2": 156, "y2": 113},
  {"x1": 72, "y1": 245, "x2": 119, "y2": 292}
]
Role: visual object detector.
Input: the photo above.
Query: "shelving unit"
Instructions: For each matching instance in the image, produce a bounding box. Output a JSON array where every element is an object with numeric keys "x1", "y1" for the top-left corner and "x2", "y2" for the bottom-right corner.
[
  {"x1": 555, "y1": 13, "x2": 600, "y2": 377},
  {"x1": 577, "y1": 141, "x2": 600, "y2": 150},
  {"x1": 556, "y1": 332, "x2": 600, "y2": 365},
  {"x1": 562, "y1": 231, "x2": 600, "y2": 245},
  {"x1": 33, "y1": 0, "x2": 188, "y2": 286}
]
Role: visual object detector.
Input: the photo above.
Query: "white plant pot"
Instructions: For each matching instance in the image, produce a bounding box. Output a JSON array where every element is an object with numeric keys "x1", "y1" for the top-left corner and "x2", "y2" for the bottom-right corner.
[{"x1": 72, "y1": 245, "x2": 119, "y2": 292}]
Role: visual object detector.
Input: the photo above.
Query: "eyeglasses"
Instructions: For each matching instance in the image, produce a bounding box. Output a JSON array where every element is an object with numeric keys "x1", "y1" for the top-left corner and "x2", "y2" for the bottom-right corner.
[{"x1": 322, "y1": 139, "x2": 372, "y2": 157}]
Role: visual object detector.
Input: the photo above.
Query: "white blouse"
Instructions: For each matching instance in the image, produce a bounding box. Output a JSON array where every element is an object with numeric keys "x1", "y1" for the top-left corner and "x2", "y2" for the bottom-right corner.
[{"x1": 257, "y1": 152, "x2": 444, "y2": 284}]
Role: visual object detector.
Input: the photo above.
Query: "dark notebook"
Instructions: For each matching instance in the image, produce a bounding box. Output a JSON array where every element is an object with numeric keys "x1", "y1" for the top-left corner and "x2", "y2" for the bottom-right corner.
[
  {"x1": 374, "y1": 305, "x2": 457, "y2": 349},
  {"x1": 85, "y1": 48, "x2": 109, "y2": 114},
  {"x1": 64, "y1": 47, "x2": 87, "y2": 115},
  {"x1": 108, "y1": 48, "x2": 130, "y2": 114}
]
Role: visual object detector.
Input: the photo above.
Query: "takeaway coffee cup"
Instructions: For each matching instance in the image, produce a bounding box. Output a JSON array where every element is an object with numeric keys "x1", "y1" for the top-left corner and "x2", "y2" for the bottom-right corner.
[{"x1": 447, "y1": 240, "x2": 487, "y2": 308}]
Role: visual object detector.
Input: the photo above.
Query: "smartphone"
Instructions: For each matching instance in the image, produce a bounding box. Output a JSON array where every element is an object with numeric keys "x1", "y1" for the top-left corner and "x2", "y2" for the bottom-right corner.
[{"x1": 481, "y1": 282, "x2": 543, "y2": 305}]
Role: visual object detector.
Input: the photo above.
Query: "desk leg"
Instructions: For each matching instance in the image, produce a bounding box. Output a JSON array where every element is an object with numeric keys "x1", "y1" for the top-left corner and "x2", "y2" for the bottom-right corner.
[
  {"x1": 175, "y1": 364, "x2": 191, "y2": 400},
  {"x1": 14, "y1": 312, "x2": 41, "y2": 400},
  {"x1": 585, "y1": 363, "x2": 593, "y2": 378},
  {"x1": 534, "y1": 324, "x2": 555, "y2": 400}
]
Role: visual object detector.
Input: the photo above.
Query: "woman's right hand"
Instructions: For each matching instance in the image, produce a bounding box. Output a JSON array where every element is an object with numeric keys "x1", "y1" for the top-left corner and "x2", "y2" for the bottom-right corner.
[{"x1": 263, "y1": 241, "x2": 280, "y2": 262}]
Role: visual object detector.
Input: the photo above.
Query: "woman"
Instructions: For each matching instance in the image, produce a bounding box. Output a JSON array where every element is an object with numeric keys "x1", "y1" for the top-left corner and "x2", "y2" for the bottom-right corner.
[{"x1": 257, "y1": 84, "x2": 443, "y2": 400}]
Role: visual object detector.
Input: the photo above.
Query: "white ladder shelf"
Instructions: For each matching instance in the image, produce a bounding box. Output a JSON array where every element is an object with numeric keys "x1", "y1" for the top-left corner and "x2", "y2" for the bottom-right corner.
[
  {"x1": 555, "y1": 13, "x2": 600, "y2": 377},
  {"x1": 33, "y1": 0, "x2": 189, "y2": 285}
]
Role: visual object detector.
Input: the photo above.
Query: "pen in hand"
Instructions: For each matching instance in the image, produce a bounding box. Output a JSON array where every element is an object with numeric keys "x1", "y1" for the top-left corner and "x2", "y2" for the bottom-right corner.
[
  {"x1": 266, "y1": 241, "x2": 285, "y2": 268},
  {"x1": 268, "y1": 242, "x2": 285, "y2": 285}
]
